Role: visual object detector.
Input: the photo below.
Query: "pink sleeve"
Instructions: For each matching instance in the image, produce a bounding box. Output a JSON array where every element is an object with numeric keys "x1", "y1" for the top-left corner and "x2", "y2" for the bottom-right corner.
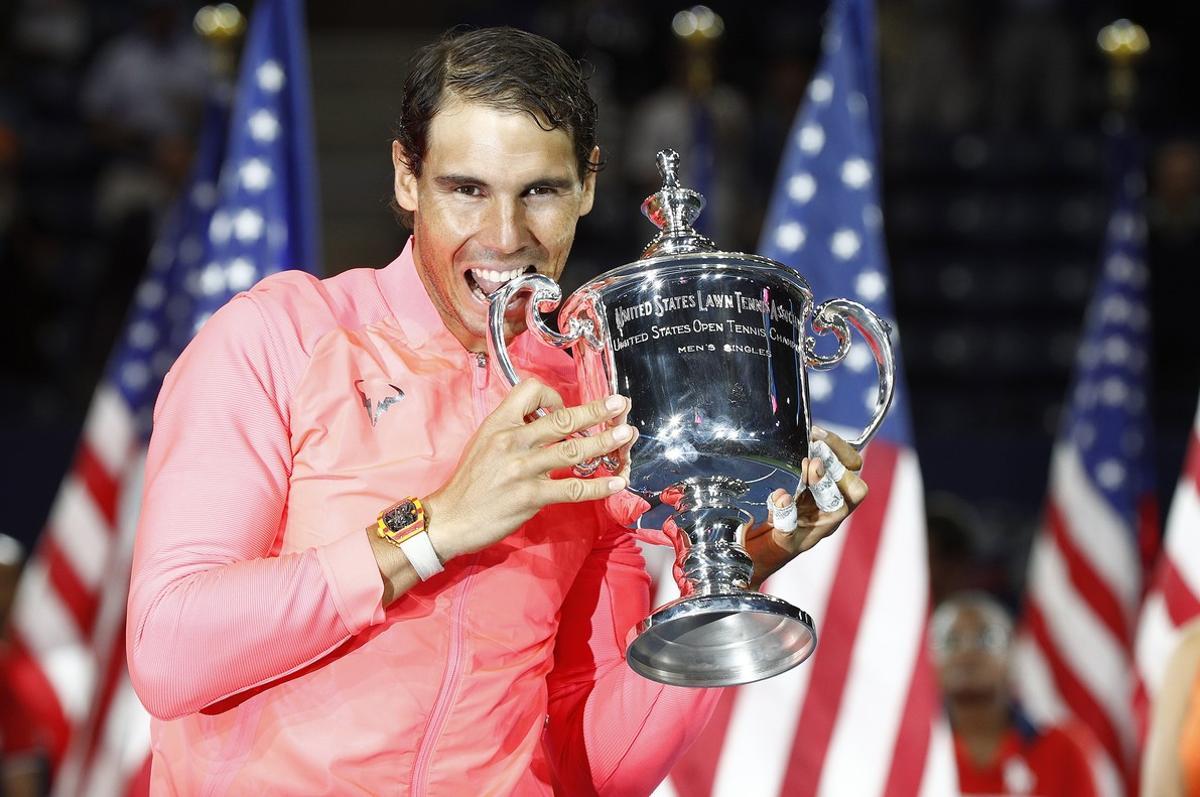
[
  {"x1": 126, "y1": 290, "x2": 385, "y2": 721},
  {"x1": 545, "y1": 510, "x2": 721, "y2": 795}
]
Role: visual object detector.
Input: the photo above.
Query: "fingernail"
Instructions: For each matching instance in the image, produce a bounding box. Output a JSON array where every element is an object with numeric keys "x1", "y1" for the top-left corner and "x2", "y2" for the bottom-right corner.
[
  {"x1": 613, "y1": 424, "x2": 632, "y2": 441},
  {"x1": 607, "y1": 477, "x2": 627, "y2": 491},
  {"x1": 605, "y1": 395, "x2": 625, "y2": 412},
  {"x1": 811, "y1": 426, "x2": 828, "y2": 440}
]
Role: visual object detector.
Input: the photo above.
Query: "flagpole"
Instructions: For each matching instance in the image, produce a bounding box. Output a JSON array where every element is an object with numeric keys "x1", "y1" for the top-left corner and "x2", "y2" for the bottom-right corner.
[
  {"x1": 1097, "y1": 19, "x2": 1149, "y2": 123},
  {"x1": 194, "y1": 2, "x2": 247, "y2": 81}
]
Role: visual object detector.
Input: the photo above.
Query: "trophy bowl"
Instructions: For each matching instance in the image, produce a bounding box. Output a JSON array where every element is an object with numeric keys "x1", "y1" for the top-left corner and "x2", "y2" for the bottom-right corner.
[{"x1": 487, "y1": 150, "x2": 896, "y2": 687}]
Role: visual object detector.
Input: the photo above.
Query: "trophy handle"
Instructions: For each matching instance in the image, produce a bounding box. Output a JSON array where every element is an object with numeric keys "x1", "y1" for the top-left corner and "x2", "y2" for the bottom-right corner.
[
  {"x1": 486, "y1": 273, "x2": 620, "y2": 476},
  {"x1": 805, "y1": 299, "x2": 896, "y2": 451}
]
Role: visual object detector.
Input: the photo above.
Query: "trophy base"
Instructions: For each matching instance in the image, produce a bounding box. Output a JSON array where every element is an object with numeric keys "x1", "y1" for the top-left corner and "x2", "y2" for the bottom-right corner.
[{"x1": 627, "y1": 592, "x2": 817, "y2": 687}]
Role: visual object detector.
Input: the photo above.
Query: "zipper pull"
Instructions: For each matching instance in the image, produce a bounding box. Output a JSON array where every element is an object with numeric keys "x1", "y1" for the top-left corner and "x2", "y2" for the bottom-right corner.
[{"x1": 473, "y1": 351, "x2": 488, "y2": 389}]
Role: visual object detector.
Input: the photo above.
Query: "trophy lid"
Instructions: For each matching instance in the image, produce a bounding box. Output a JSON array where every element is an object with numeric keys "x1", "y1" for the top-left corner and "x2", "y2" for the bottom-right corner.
[{"x1": 639, "y1": 149, "x2": 719, "y2": 259}]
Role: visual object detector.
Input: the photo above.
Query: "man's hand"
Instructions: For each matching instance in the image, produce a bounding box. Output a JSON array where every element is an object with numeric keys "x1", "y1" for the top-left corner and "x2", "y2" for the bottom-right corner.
[
  {"x1": 744, "y1": 427, "x2": 869, "y2": 589},
  {"x1": 423, "y1": 378, "x2": 632, "y2": 562}
]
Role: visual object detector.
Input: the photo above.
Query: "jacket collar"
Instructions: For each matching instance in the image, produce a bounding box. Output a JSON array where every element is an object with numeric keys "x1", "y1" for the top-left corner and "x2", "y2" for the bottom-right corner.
[{"x1": 375, "y1": 236, "x2": 537, "y2": 364}]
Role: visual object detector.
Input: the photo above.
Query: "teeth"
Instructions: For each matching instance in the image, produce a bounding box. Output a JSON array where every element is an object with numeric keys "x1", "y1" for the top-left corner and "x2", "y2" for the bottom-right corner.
[{"x1": 470, "y1": 267, "x2": 530, "y2": 285}]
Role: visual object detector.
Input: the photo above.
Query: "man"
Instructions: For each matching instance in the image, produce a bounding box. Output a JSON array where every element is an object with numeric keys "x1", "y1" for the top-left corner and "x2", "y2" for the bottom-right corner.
[
  {"x1": 127, "y1": 27, "x2": 869, "y2": 794},
  {"x1": 932, "y1": 592, "x2": 1099, "y2": 797},
  {"x1": 0, "y1": 534, "x2": 52, "y2": 797}
]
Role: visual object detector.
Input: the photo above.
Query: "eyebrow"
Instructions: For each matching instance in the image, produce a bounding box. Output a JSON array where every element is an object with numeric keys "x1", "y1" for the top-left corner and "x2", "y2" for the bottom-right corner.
[{"x1": 433, "y1": 174, "x2": 577, "y2": 192}]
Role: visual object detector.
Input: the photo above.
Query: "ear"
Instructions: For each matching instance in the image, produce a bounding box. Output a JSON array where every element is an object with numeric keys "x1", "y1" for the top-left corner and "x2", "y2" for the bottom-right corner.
[
  {"x1": 392, "y1": 139, "x2": 419, "y2": 213},
  {"x1": 578, "y1": 146, "x2": 600, "y2": 218}
]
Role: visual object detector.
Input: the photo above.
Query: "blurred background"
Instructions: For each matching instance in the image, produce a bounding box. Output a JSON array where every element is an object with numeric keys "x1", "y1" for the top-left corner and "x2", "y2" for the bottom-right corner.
[{"x1": 2, "y1": 0, "x2": 1196, "y2": 609}]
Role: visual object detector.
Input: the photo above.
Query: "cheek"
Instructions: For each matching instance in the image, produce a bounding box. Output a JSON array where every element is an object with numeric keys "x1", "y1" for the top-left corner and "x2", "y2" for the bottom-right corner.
[{"x1": 529, "y1": 208, "x2": 581, "y2": 262}]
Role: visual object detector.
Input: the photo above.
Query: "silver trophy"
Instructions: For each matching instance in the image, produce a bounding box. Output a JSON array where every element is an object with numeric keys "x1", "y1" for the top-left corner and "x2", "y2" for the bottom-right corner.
[{"x1": 487, "y1": 149, "x2": 896, "y2": 687}]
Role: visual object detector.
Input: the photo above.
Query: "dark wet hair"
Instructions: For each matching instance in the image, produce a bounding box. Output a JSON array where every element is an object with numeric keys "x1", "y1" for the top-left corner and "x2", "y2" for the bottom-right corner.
[{"x1": 391, "y1": 26, "x2": 600, "y2": 227}]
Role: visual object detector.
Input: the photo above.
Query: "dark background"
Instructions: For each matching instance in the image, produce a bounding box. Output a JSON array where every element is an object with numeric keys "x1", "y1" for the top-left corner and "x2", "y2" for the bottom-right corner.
[{"x1": 0, "y1": 0, "x2": 1197, "y2": 606}]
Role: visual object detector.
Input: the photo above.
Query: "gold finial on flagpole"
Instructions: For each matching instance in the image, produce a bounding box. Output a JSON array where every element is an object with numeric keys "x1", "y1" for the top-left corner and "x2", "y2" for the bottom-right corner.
[
  {"x1": 1097, "y1": 19, "x2": 1149, "y2": 114},
  {"x1": 194, "y1": 3, "x2": 247, "y2": 80},
  {"x1": 194, "y1": 3, "x2": 247, "y2": 42}
]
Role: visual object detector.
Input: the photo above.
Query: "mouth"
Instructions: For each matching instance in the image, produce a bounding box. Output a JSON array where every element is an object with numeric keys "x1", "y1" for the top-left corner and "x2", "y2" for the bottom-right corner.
[{"x1": 465, "y1": 265, "x2": 538, "y2": 304}]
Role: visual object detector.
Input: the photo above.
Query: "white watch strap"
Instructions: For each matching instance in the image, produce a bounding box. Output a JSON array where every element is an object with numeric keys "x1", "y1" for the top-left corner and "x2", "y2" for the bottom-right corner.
[{"x1": 398, "y1": 530, "x2": 444, "y2": 581}]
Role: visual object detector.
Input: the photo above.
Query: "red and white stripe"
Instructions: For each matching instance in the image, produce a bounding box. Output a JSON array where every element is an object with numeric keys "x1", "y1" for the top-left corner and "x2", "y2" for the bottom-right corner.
[
  {"x1": 11, "y1": 385, "x2": 152, "y2": 797},
  {"x1": 653, "y1": 441, "x2": 957, "y2": 797},
  {"x1": 1014, "y1": 442, "x2": 1142, "y2": 797},
  {"x1": 1133, "y1": 397, "x2": 1200, "y2": 737}
]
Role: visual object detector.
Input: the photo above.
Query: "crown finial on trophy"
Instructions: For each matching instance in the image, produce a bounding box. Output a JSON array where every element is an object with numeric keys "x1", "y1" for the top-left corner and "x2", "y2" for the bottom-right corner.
[
  {"x1": 657, "y1": 149, "x2": 682, "y2": 188},
  {"x1": 639, "y1": 148, "x2": 717, "y2": 259}
]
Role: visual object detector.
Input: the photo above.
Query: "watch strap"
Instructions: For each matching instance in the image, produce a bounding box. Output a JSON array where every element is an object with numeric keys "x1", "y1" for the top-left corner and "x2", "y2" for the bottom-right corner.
[{"x1": 398, "y1": 531, "x2": 444, "y2": 581}]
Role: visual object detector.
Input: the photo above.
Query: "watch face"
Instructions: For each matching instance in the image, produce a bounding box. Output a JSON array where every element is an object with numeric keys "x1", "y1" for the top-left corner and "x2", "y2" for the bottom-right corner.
[{"x1": 384, "y1": 500, "x2": 419, "y2": 532}]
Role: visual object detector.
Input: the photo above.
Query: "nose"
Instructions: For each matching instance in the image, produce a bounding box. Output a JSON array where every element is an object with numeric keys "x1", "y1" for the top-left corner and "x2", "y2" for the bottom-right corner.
[{"x1": 480, "y1": 196, "x2": 527, "y2": 255}]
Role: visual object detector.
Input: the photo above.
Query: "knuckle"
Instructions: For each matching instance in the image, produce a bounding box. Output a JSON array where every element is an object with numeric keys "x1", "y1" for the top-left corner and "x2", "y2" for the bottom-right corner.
[
  {"x1": 559, "y1": 438, "x2": 582, "y2": 462},
  {"x1": 564, "y1": 479, "x2": 587, "y2": 502},
  {"x1": 494, "y1": 428, "x2": 516, "y2": 452},
  {"x1": 502, "y1": 457, "x2": 526, "y2": 483},
  {"x1": 550, "y1": 407, "x2": 574, "y2": 434},
  {"x1": 515, "y1": 485, "x2": 538, "y2": 510}
]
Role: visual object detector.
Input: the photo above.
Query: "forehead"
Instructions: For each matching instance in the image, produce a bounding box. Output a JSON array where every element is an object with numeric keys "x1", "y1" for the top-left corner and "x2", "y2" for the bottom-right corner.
[
  {"x1": 424, "y1": 95, "x2": 579, "y2": 181},
  {"x1": 933, "y1": 604, "x2": 1003, "y2": 644},
  {"x1": 946, "y1": 607, "x2": 990, "y2": 632}
]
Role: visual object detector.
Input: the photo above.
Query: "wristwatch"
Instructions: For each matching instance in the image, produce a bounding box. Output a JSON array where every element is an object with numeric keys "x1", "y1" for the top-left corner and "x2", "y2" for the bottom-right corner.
[
  {"x1": 376, "y1": 497, "x2": 427, "y2": 546},
  {"x1": 376, "y1": 497, "x2": 444, "y2": 580}
]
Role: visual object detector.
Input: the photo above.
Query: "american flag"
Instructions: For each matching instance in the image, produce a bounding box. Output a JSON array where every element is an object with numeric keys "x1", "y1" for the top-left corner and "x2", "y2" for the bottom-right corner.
[
  {"x1": 657, "y1": 0, "x2": 957, "y2": 794},
  {"x1": 1013, "y1": 131, "x2": 1155, "y2": 797},
  {"x1": 9, "y1": 1, "x2": 319, "y2": 793},
  {"x1": 1133, "y1": 393, "x2": 1200, "y2": 738}
]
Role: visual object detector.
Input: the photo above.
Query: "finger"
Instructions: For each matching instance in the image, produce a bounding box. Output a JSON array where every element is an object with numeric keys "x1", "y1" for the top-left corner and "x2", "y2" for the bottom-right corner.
[
  {"x1": 812, "y1": 426, "x2": 863, "y2": 472},
  {"x1": 766, "y1": 488, "x2": 797, "y2": 534},
  {"x1": 543, "y1": 474, "x2": 628, "y2": 505},
  {"x1": 809, "y1": 439, "x2": 869, "y2": 510},
  {"x1": 523, "y1": 394, "x2": 628, "y2": 446},
  {"x1": 501, "y1": 378, "x2": 565, "y2": 425},
  {"x1": 806, "y1": 457, "x2": 845, "y2": 513},
  {"x1": 613, "y1": 425, "x2": 639, "y2": 480},
  {"x1": 838, "y1": 468, "x2": 869, "y2": 510},
  {"x1": 528, "y1": 422, "x2": 635, "y2": 473}
]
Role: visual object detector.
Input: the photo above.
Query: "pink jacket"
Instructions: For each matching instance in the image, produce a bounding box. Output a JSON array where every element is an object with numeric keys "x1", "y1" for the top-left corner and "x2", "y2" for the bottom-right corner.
[{"x1": 126, "y1": 240, "x2": 719, "y2": 796}]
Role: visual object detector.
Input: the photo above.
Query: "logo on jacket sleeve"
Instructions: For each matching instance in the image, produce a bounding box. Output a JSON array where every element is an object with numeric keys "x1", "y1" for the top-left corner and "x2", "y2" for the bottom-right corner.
[{"x1": 355, "y1": 379, "x2": 404, "y2": 427}]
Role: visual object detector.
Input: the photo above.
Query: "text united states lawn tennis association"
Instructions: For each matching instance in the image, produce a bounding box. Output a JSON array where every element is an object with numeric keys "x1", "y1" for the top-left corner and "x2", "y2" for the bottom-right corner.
[{"x1": 609, "y1": 288, "x2": 805, "y2": 358}]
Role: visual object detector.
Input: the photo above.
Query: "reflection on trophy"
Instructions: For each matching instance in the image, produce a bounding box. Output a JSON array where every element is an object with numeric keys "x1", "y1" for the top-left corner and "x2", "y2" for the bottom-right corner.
[{"x1": 488, "y1": 149, "x2": 896, "y2": 687}]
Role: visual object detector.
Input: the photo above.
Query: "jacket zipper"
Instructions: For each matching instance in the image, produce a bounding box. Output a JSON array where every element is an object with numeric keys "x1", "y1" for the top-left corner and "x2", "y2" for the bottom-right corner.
[{"x1": 409, "y1": 352, "x2": 489, "y2": 795}]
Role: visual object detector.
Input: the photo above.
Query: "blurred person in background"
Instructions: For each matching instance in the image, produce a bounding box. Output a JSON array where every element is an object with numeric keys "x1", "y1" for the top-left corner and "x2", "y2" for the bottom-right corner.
[
  {"x1": 0, "y1": 534, "x2": 51, "y2": 797},
  {"x1": 932, "y1": 592, "x2": 1100, "y2": 796},
  {"x1": 81, "y1": 0, "x2": 209, "y2": 232},
  {"x1": 990, "y1": 0, "x2": 1080, "y2": 130},
  {"x1": 1148, "y1": 137, "x2": 1200, "y2": 459},
  {"x1": 1141, "y1": 616, "x2": 1200, "y2": 797}
]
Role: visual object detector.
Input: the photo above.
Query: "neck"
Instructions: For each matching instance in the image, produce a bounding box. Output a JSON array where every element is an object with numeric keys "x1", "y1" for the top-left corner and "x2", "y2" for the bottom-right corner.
[{"x1": 950, "y1": 698, "x2": 1009, "y2": 766}]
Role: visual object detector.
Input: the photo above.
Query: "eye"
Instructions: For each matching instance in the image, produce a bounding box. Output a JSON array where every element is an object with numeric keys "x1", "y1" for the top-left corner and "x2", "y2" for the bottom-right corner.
[
  {"x1": 454, "y1": 185, "x2": 482, "y2": 197},
  {"x1": 525, "y1": 185, "x2": 557, "y2": 197}
]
